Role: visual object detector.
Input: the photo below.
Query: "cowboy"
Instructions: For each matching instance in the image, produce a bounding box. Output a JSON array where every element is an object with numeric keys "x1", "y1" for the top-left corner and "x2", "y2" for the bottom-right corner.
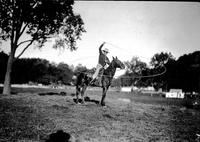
[{"x1": 90, "y1": 42, "x2": 110, "y2": 84}]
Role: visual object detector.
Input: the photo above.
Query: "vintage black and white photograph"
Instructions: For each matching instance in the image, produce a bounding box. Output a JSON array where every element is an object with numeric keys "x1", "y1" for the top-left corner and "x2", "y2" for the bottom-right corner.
[{"x1": 0, "y1": 0, "x2": 200, "y2": 142}]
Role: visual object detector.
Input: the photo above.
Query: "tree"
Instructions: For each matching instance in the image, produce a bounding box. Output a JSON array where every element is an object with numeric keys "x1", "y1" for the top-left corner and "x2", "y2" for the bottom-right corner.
[
  {"x1": 10, "y1": 57, "x2": 51, "y2": 84},
  {"x1": 124, "y1": 57, "x2": 147, "y2": 87},
  {"x1": 57, "y1": 62, "x2": 73, "y2": 84},
  {"x1": 0, "y1": 0, "x2": 85, "y2": 94},
  {"x1": 149, "y1": 52, "x2": 175, "y2": 91},
  {"x1": 175, "y1": 51, "x2": 200, "y2": 93},
  {"x1": 74, "y1": 63, "x2": 88, "y2": 75},
  {"x1": 150, "y1": 52, "x2": 174, "y2": 68},
  {"x1": 0, "y1": 51, "x2": 8, "y2": 83}
]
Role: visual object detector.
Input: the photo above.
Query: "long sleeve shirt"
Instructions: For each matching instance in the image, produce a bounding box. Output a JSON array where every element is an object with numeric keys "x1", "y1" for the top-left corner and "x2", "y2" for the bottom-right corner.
[{"x1": 98, "y1": 44, "x2": 110, "y2": 67}]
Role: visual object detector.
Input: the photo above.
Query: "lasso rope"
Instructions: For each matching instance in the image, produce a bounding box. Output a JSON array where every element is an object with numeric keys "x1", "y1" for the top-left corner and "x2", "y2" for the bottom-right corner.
[
  {"x1": 104, "y1": 42, "x2": 168, "y2": 78},
  {"x1": 105, "y1": 42, "x2": 150, "y2": 61},
  {"x1": 72, "y1": 42, "x2": 168, "y2": 79},
  {"x1": 116, "y1": 66, "x2": 167, "y2": 79}
]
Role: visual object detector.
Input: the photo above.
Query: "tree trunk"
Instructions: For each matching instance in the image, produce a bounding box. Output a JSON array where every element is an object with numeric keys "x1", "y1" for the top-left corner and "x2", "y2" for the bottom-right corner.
[
  {"x1": 3, "y1": 49, "x2": 15, "y2": 95},
  {"x1": 198, "y1": 72, "x2": 200, "y2": 94}
]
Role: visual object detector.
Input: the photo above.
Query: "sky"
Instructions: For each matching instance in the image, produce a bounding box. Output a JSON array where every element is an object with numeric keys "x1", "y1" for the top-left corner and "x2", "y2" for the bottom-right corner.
[{"x1": 1, "y1": 1, "x2": 200, "y2": 72}]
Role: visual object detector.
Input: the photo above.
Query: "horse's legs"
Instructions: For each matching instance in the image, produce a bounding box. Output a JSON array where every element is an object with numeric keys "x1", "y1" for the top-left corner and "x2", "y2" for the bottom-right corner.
[
  {"x1": 81, "y1": 85, "x2": 87, "y2": 104},
  {"x1": 100, "y1": 86, "x2": 108, "y2": 106},
  {"x1": 76, "y1": 86, "x2": 81, "y2": 103}
]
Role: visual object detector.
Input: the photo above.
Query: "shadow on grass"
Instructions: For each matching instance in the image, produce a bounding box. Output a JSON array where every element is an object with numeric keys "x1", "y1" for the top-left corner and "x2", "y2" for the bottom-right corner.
[
  {"x1": 73, "y1": 96, "x2": 99, "y2": 104},
  {"x1": 46, "y1": 130, "x2": 72, "y2": 142},
  {"x1": 38, "y1": 91, "x2": 67, "y2": 96}
]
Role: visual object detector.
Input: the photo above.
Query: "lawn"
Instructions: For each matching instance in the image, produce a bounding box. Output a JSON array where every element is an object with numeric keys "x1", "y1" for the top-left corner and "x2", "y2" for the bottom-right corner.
[{"x1": 0, "y1": 86, "x2": 200, "y2": 142}]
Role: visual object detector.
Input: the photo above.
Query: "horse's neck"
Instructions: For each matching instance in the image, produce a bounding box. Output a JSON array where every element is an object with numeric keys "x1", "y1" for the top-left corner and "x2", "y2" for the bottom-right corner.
[{"x1": 105, "y1": 62, "x2": 116, "y2": 77}]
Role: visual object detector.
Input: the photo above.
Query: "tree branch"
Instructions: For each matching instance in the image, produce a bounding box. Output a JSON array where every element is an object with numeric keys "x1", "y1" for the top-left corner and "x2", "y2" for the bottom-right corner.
[
  {"x1": 17, "y1": 39, "x2": 33, "y2": 47},
  {"x1": 19, "y1": 23, "x2": 28, "y2": 37},
  {"x1": 16, "y1": 39, "x2": 35, "y2": 59},
  {"x1": 16, "y1": 35, "x2": 52, "y2": 59},
  {"x1": 10, "y1": 17, "x2": 15, "y2": 48}
]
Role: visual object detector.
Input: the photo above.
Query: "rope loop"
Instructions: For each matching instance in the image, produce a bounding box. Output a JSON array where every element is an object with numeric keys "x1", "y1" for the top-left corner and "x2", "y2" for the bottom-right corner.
[{"x1": 73, "y1": 42, "x2": 168, "y2": 79}]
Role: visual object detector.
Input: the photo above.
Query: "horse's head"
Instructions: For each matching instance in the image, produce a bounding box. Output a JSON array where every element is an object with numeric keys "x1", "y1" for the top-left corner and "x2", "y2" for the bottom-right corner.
[{"x1": 112, "y1": 56, "x2": 125, "y2": 69}]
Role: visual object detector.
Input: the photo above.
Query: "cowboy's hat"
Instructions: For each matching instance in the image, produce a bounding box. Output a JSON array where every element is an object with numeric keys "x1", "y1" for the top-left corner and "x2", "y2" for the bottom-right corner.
[{"x1": 103, "y1": 48, "x2": 109, "y2": 53}]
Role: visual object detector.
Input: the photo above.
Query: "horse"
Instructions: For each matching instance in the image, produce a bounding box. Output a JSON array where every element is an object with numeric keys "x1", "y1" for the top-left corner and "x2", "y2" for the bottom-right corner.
[{"x1": 75, "y1": 56, "x2": 125, "y2": 106}]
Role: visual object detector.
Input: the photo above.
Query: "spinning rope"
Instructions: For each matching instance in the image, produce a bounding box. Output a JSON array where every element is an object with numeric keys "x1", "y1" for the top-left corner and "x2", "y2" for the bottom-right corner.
[
  {"x1": 72, "y1": 42, "x2": 168, "y2": 79},
  {"x1": 104, "y1": 42, "x2": 167, "y2": 78}
]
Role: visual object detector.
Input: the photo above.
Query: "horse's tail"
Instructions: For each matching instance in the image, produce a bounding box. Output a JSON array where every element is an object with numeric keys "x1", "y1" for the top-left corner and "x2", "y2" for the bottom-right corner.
[
  {"x1": 76, "y1": 72, "x2": 92, "y2": 86},
  {"x1": 76, "y1": 72, "x2": 84, "y2": 86}
]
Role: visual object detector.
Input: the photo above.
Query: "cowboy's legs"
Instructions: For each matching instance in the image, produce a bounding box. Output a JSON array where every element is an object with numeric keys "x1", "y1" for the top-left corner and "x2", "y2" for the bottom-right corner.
[{"x1": 92, "y1": 64, "x2": 102, "y2": 80}]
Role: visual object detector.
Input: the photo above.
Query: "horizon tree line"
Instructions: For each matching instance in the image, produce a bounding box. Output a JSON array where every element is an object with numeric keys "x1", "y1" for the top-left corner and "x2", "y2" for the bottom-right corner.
[{"x1": 0, "y1": 50, "x2": 200, "y2": 94}]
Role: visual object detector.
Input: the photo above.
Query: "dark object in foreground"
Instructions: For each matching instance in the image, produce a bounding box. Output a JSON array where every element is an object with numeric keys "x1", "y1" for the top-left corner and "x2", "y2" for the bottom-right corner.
[{"x1": 46, "y1": 130, "x2": 71, "y2": 142}]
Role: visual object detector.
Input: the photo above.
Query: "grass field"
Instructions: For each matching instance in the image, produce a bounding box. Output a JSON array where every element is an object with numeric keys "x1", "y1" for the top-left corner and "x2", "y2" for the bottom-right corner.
[{"x1": 0, "y1": 86, "x2": 200, "y2": 142}]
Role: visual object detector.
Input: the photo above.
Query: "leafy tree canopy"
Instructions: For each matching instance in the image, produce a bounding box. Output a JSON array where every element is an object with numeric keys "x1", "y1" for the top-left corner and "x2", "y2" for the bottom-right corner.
[
  {"x1": 150, "y1": 52, "x2": 174, "y2": 68},
  {"x1": 125, "y1": 56, "x2": 147, "y2": 76},
  {"x1": 0, "y1": 0, "x2": 85, "y2": 57},
  {"x1": 0, "y1": 0, "x2": 85, "y2": 94}
]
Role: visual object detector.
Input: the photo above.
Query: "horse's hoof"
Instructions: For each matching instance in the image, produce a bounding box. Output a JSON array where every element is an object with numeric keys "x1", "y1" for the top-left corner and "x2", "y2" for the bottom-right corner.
[{"x1": 100, "y1": 102, "x2": 106, "y2": 107}]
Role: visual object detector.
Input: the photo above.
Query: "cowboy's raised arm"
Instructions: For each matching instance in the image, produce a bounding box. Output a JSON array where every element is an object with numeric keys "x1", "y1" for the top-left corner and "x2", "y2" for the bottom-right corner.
[{"x1": 99, "y1": 42, "x2": 106, "y2": 53}]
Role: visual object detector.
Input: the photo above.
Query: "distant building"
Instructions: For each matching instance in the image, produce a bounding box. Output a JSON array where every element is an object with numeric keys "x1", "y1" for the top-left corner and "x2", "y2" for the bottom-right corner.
[
  {"x1": 120, "y1": 86, "x2": 155, "y2": 92},
  {"x1": 165, "y1": 89, "x2": 184, "y2": 98},
  {"x1": 121, "y1": 86, "x2": 132, "y2": 92}
]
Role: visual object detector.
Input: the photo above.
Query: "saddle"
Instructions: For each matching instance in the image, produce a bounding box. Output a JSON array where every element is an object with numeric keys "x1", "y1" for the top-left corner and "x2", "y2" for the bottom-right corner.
[{"x1": 92, "y1": 68, "x2": 104, "y2": 87}]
